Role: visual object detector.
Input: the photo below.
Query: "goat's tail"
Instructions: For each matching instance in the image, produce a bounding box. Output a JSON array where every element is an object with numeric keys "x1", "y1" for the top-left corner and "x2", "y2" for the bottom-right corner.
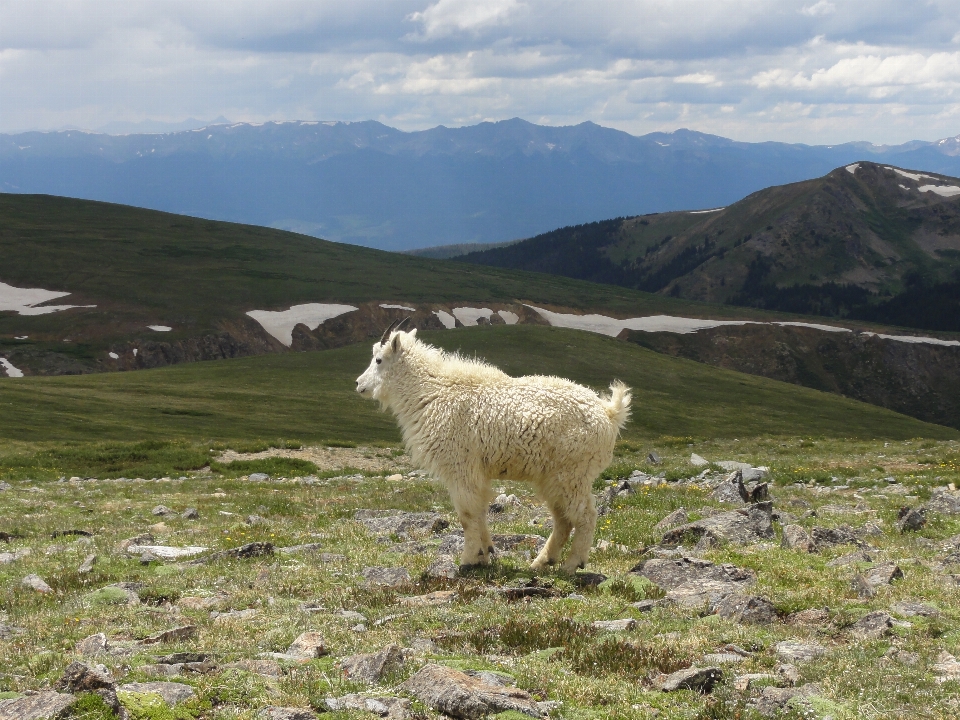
[{"x1": 603, "y1": 381, "x2": 632, "y2": 431}]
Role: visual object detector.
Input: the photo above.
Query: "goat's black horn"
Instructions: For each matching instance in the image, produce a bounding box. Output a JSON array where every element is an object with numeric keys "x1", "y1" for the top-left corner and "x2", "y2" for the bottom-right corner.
[
  {"x1": 396, "y1": 317, "x2": 412, "y2": 332},
  {"x1": 380, "y1": 319, "x2": 401, "y2": 345}
]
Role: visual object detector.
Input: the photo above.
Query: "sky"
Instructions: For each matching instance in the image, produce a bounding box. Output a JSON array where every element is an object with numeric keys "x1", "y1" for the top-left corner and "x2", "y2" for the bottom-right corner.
[{"x1": 2, "y1": 0, "x2": 960, "y2": 144}]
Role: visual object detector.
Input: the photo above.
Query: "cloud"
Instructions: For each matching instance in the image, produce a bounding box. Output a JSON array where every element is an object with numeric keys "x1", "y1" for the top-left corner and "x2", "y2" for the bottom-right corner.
[{"x1": 1, "y1": 0, "x2": 960, "y2": 144}]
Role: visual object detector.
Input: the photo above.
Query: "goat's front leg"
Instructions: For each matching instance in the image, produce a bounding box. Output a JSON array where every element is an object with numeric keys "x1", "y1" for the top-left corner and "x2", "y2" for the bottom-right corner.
[{"x1": 446, "y1": 476, "x2": 493, "y2": 568}]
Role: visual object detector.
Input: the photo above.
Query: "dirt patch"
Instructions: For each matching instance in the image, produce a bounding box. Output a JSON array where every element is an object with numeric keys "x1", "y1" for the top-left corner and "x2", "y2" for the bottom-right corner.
[{"x1": 215, "y1": 445, "x2": 413, "y2": 474}]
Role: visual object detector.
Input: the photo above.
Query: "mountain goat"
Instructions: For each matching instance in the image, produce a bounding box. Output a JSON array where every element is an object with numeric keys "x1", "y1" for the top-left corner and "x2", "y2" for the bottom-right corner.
[{"x1": 356, "y1": 320, "x2": 631, "y2": 573}]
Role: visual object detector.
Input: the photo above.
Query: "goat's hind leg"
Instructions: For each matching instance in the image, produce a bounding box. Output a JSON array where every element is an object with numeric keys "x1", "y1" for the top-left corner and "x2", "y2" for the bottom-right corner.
[
  {"x1": 559, "y1": 490, "x2": 598, "y2": 574},
  {"x1": 530, "y1": 509, "x2": 572, "y2": 571}
]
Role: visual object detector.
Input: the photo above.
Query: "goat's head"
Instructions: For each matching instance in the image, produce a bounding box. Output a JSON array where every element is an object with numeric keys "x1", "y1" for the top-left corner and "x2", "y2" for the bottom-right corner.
[{"x1": 356, "y1": 319, "x2": 416, "y2": 400}]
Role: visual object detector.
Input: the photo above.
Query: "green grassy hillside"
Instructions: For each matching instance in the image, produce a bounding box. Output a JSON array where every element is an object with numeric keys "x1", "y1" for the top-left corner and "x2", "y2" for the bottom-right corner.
[{"x1": 1, "y1": 326, "x2": 953, "y2": 459}]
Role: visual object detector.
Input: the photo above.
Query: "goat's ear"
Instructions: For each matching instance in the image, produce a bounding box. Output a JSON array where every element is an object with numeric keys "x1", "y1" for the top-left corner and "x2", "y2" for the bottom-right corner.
[
  {"x1": 409, "y1": 328, "x2": 417, "y2": 340},
  {"x1": 392, "y1": 333, "x2": 402, "y2": 353}
]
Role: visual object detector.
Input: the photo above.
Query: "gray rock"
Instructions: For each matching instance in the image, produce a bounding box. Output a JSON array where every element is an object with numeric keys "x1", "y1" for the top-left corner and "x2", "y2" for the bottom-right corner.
[
  {"x1": 897, "y1": 506, "x2": 927, "y2": 532},
  {"x1": 631, "y1": 599, "x2": 659, "y2": 612},
  {"x1": 286, "y1": 632, "x2": 327, "y2": 659},
  {"x1": 660, "y1": 502, "x2": 774, "y2": 546},
  {"x1": 54, "y1": 661, "x2": 124, "y2": 718},
  {"x1": 151, "y1": 505, "x2": 175, "y2": 516},
  {"x1": 425, "y1": 556, "x2": 459, "y2": 580},
  {"x1": 278, "y1": 543, "x2": 324, "y2": 555},
  {"x1": 0, "y1": 623, "x2": 25, "y2": 640},
  {"x1": 592, "y1": 619, "x2": 637, "y2": 631},
  {"x1": 647, "y1": 451, "x2": 662, "y2": 465},
  {"x1": 339, "y1": 644, "x2": 405, "y2": 683},
  {"x1": 246, "y1": 514, "x2": 268, "y2": 525},
  {"x1": 851, "y1": 573, "x2": 876, "y2": 599},
  {"x1": 655, "y1": 508, "x2": 689, "y2": 532},
  {"x1": 710, "y1": 471, "x2": 748, "y2": 505},
  {"x1": 849, "y1": 610, "x2": 894, "y2": 639},
  {"x1": 924, "y1": 488, "x2": 960, "y2": 514},
  {"x1": 324, "y1": 694, "x2": 411, "y2": 719},
  {"x1": 774, "y1": 641, "x2": 828, "y2": 663},
  {"x1": 117, "y1": 681, "x2": 195, "y2": 706},
  {"x1": 690, "y1": 453, "x2": 709, "y2": 467},
  {"x1": 75, "y1": 633, "x2": 109, "y2": 656},
  {"x1": 138, "y1": 625, "x2": 198, "y2": 645},
  {"x1": 703, "y1": 653, "x2": 745, "y2": 665},
  {"x1": 362, "y1": 566, "x2": 412, "y2": 589},
  {"x1": 665, "y1": 580, "x2": 745, "y2": 609},
  {"x1": 189, "y1": 542, "x2": 274, "y2": 564},
  {"x1": 825, "y1": 549, "x2": 873, "y2": 567},
  {"x1": 126, "y1": 544, "x2": 208, "y2": 560},
  {"x1": 181, "y1": 508, "x2": 200, "y2": 520},
  {"x1": 355, "y1": 510, "x2": 449, "y2": 537},
  {"x1": 753, "y1": 684, "x2": 820, "y2": 717},
  {"x1": 863, "y1": 562, "x2": 904, "y2": 588},
  {"x1": 780, "y1": 525, "x2": 812, "y2": 552},
  {"x1": 656, "y1": 666, "x2": 722, "y2": 693},
  {"x1": 631, "y1": 557, "x2": 756, "y2": 591},
  {"x1": 0, "y1": 548, "x2": 30, "y2": 564},
  {"x1": 810, "y1": 525, "x2": 862, "y2": 551},
  {"x1": 248, "y1": 473, "x2": 270, "y2": 481},
  {"x1": 786, "y1": 608, "x2": 831, "y2": 626},
  {"x1": 22, "y1": 574, "x2": 53, "y2": 593},
  {"x1": 400, "y1": 664, "x2": 544, "y2": 719},
  {"x1": 78, "y1": 554, "x2": 97, "y2": 574},
  {"x1": 714, "y1": 594, "x2": 778, "y2": 624},
  {"x1": 258, "y1": 707, "x2": 317, "y2": 720},
  {"x1": 0, "y1": 691, "x2": 78, "y2": 720},
  {"x1": 224, "y1": 659, "x2": 283, "y2": 677},
  {"x1": 891, "y1": 601, "x2": 939, "y2": 617}
]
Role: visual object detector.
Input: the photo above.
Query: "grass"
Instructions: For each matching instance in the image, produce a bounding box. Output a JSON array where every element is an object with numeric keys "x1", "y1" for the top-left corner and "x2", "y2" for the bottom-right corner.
[{"x1": 1, "y1": 437, "x2": 960, "y2": 718}]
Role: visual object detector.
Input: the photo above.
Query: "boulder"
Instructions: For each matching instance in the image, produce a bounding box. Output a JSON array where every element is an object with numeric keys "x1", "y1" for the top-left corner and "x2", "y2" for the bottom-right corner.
[
  {"x1": 654, "y1": 508, "x2": 689, "y2": 532},
  {"x1": 690, "y1": 453, "x2": 709, "y2": 467},
  {"x1": 631, "y1": 557, "x2": 755, "y2": 592},
  {"x1": 890, "y1": 601, "x2": 938, "y2": 618},
  {"x1": 117, "y1": 681, "x2": 195, "y2": 706},
  {"x1": 780, "y1": 525, "x2": 812, "y2": 552},
  {"x1": 324, "y1": 694, "x2": 411, "y2": 719},
  {"x1": 825, "y1": 549, "x2": 873, "y2": 567},
  {"x1": 258, "y1": 708, "x2": 318, "y2": 720},
  {"x1": 126, "y1": 544, "x2": 208, "y2": 560},
  {"x1": 786, "y1": 608, "x2": 831, "y2": 626},
  {"x1": 78, "y1": 554, "x2": 97, "y2": 574},
  {"x1": 753, "y1": 684, "x2": 821, "y2": 717},
  {"x1": 0, "y1": 692, "x2": 78, "y2": 720},
  {"x1": 138, "y1": 625, "x2": 198, "y2": 645},
  {"x1": 339, "y1": 645, "x2": 405, "y2": 683},
  {"x1": 774, "y1": 641, "x2": 828, "y2": 663},
  {"x1": 286, "y1": 632, "x2": 327, "y2": 659},
  {"x1": 592, "y1": 619, "x2": 637, "y2": 632},
  {"x1": 355, "y1": 510, "x2": 449, "y2": 537},
  {"x1": 863, "y1": 562, "x2": 904, "y2": 588},
  {"x1": 933, "y1": 651, "x2": 960, "y2": 683},
  {"x1": 709, "y1": 471, "x2": 748, "y2": 505},
  {"x1": 362, "y1": 566, "x2": 412, "y2": 589},
  {"x1": 714, "y1": 594, "x2": 778, "y2": 624},
  {"x1": 810, "y1": 525, "x2": 862, "y2": 551},
  {"x1": 656, "y1": 666, "x2": 722, "y2": 693},
  {"x1": 54, "y1": 661, "x2": 124, "y2": 718},
  {"x1": 660, "y1": 502, "x2": 774, "y2": 546},
  {"x1": 151, "y1": 505, "x2": 174, "y2": 516},
  {"x1": 665, "y1": 580, "x2": 746, "y2": 610},
  {"x1": 22, "y1": 574, "x2": 53, "y2": 593},
  {"x1": 924, "y1": 488, "x2": 960, "y2": 515},
  {"x1": 75, "y1": 633, "x2": 109, "y2": 656},
  {"x1": 897, "y1": 506, "x2": 927, "y2": 532},
  {"x1": 189, "y1": 542, "x2": 274, "y2": 564},
  {"x1": 425, "y1": 556, "x2": 459, "y2": 580},
  {"x1": 400, "y1": 664, "x2": 545, "y2": 719},
  {"x1": 849, "y1": 611, "x2": 894, "y2": 639}
]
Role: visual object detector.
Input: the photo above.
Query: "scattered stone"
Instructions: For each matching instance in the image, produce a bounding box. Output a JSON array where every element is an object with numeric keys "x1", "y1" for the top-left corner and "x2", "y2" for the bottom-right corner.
[
  {"x1": 889, "y1": 649, "x2": 921, "y2": 666},
  {"x1": 863, "y1": 562, "x2": 904, "y2": 588},
  {"x1": 774, "y1": 641, "x2": 828, "y2": 663},
  {"x1": 54, "y1": 661, "x2": 124, "y2": 717},
  {"x1": 190, "y1": 542, "x2": 274, "y2": 564},
  {"x1": 495, "y1": 577, "x2": 562, "y2": 601},
  {"x1": 753, "y1": 684, "x2": 820, "y2": 717},
  {"x1": 631, "y1": 599, "x2": 659, "y2": 612},
  {"x1": 286, "y1": 632, "x2": 327, "y2": 659},
  {"x1": 213, "y1": 608, "x2": 259, "y2": 623},
  {"x1": 0, "y1": 623, "x2": 25, "y2": 640},
  {"x1": 631, "y1": 557, "x2": 756, "y2": 592},
  {"x1": 733, "y1": 673, "x2": 779, "y2": 692},
  {"x1": 400, "y1": 663, "x2": 545, "y2": 719},
  {"x1": 77, "y1": 553, "x2": 97, "y2": 574},
  {"x1": 117, "y1": 681, "x2": 196, "y2": 706},
  {"x1": 849, "y1": 611, "x2": 894, "y2": 639},
  {"x1": 660, "y1": 502, "x2": 774, "y2": 546},
  {"x1": 139, "y1": 625, "x2": 198, "y2": 645},
  {"x1": 246, "y1": 514, "x2": 268, "y2": 525},
  {"x1": 933, "y1": 651, "x2": 960, "y2": 683},
  {"x1": 278, "y1": 543, "x2": 324, "y2": 556},
  {"x1": 810, "y1": 525, "x2": 862, "y2": 551},
  {"x1": 399, "y1": 590, "x2": 457, "y2": 607},
  {"x1": 891, "y1": 601, "x2": 939, "y2": 617},
  {"x1": 119, "y1": 533, "x2": 154, "y2": 552},
  {"x1": 181, "y1": 508, "x2": 200, "y2": 520},
  {"x1": 151, "y1": 505, "x2": 175, "y2": 516},
  {"x1": 340, "y1": 644, "x2": 405, "y2": 683},
  {"x1": 363, "y1": 566, "x2": 412, "y2": 588},
  {"x1": 656, "y1": 666, "x2": 722, "y2": 693},
  {"x1": 572, "y1": 572, "x2": 608, "y2": 588},
  {"x1": 897, "y1": 506, "x2": 927, "y2": 532},
  {"x1": 0, "y1": 691, "x2": 78, "y2": 720},
  {"x1": 325, "y1": 694, "x2": 411, "y2": 719},
  {"x1": 924, "y1": 488, "x2": 960, "y2": 515},
  {"x1": 126, "y1": 544, "x2": 208, "y2": 560},
  {"x1": 655, "y1": 508, "x2": 688, "y2": 532},
  {"x1": 690, "y1": 453, "x2": 709, "y2": 467},
  {"x1": 76, "y1": 633, "x2": 109, "y2": 656},
  {"x1": 178, "y1": 594, "x2": 229, "y2": 610},
  {"x1": 592, "y1": 618, "x2": 637, "y2": 631},
  {"x1": 780, "y1": 525, "x2": 813, "y2": 552},
  {"x1": 825, "y1": 549, "x2": 873, "y2": 567},
  {"x1": 710, "y1": 471, "x2": 748, "y2": 505},
  {"x1": 703, "y1": 653, "x2": 745, "y2": 665},
  {"x1": 666, "y1": 580, "x2": 744, "y2": 609},
  {"x1": 787, "y1": 608, "x2": 831, "y2": 625},
  {"x1": 139, "y1": 549, "x2": 160, "y2": 564},
  {"x1": 355, "y1": 510, "x2": 449, "y2": 537},
  {"x1": 425, "y1": 556, "x2": 459, "y2": 580},
  {"x1": 22, "y1": 574, "x2": 53, "y2": 593},
  {"x1": 648, "y1": 451, "x2": 662, "y2": 464},
  {"x1": 258, "y1": 708, "x2": 317, "y2": 720},
  {"x1": 248, "y1": 473, "x2": 270, "y2": 481},
  {"x1": 0, "y1": 548, "x2": 30, "y2": 564},
  {"x1": 852, "y1": 574, "x2": 876, "y2": 599},
  {"x1": 714, "y1": 594, "x2": 778, "y2": 624}
]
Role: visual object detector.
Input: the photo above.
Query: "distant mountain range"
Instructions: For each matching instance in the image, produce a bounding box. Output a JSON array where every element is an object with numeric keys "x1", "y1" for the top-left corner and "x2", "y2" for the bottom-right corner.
[
  {"x1": 460, "y1": 162, "x2": 960, "y2": 332},
  {"x1": 2, "y1": 119, "x2": 960, "y2": 251}
]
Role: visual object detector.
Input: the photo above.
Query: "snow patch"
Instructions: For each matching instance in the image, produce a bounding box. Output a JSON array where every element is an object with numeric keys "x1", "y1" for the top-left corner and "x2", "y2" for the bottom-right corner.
[
  {"x1": 452, "y1": 307, "x2": 494, "y2": 326},
  {"x1": 108, "y1": 352, "x2": 119, "y2": 360},
  {"x1": 899, "y1": 184, "x2": 911, "y2": 191},
  {"x1": 885, "y1": 167, "x2": 936, "y2": 182},
  {"x1": 861, "y1": 332, "x2": 960, "y2": 347},
  {"x1": 0, "y1": 281, "x2": 95, "y2": 316},
  {"x1": 246, "y1": 303, "x2": 358, "y2": 347},
  {"x1": 380, "y1": 304, "x2": 416, "y2": 312},
  {"x1": 775, "y1": 321, "x2": 850, "y2": 333},
  {"x1": 918, "y1": 184, "x2": 960, "y2": 197},
  {"x1": 133, "y1": 349, "x2": 137, "y2": 356},
  {"x1": 845, "y1": 163, "x2": 860, "y2": 174},
  {"x1": 433, "y1": 310, "x2": 456, "y2": 329},
  {"x1": 14, "y1": 336, "x2": 27, "y2": 340},
  {"x1": 689, "y1": 208, "x2": 724, "y2": 214},
  {"x1": 525, "y1": 306, "x2": 753, "y2": 337},
  {"x1": 0, "y1": 358, "x2": 23, "y2": 378},
  {"x1": 148, "y1": 325, "x2": 172, "y2": 332},
  {"x1": 498, "y1": 310, "x2": 519, "y2": 325}
]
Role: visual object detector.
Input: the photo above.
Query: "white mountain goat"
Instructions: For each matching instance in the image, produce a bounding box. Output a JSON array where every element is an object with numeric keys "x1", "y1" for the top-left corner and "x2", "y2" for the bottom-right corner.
[{"x1": 356, "y1": 320, "x2": 631, "y2": 573}]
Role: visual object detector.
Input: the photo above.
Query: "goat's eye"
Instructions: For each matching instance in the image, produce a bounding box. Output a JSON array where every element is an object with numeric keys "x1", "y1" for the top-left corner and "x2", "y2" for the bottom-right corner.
[{"x1": 376, "y1": 359, "x2": 382, "y2": 364}]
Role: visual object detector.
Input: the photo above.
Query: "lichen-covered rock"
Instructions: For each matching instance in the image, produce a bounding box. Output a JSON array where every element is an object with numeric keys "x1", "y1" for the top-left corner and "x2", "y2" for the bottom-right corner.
[
  {"x1": 400, "y1": 664, "x2": 544, "y2": 719},
  {"x1": 849, "y1": 610, "x2": 894, "y2": 639},
  {"x1": 897, "y1": 506, "x2": 927, "y2": 532},
  {"x1": 781, "y1": 525, "x2": 812, "y2": 552},
  {"x1": 660, "y1": 502, "x2": 774, "y2": 546},
  {"x1": 325, "y1": 694, "x2": 411, "y2": 719},
  {"x1": 355, "y1": 510, "x2": 449, "y2": 537},
  {"x1": 54, "y1": 662, "x2": 125, "y2": 718},
  {"x1": 656, "y1": 666, "x2": 722, "y2": 693},
  {"x1": 631, "y1": 557, "x2": 756, "y2": 591},
  {"x1": 0, "y1": 691, "x2": 78, "y2": 720},
  {"x1": 117, "y1": 681, "x2": 196, "y2": 706},
  {"x1": 774, "y1": 641, "x2": 828, "y2": 663},
  {"x1": 339, "y1": 645, "x2": 405, "y2": 683},
  {"x1": 362, "y1": 566, "x2": 412, "y2": 588},
  {"x1": 655, "y1": 508, "x2": 689, "y2": 531},
  {"x1": 286, "y1": 632, "x2": 327, "y2": 659},
  {"x1": 714, "y1": 594, "x2": 778, "y2": 624}
]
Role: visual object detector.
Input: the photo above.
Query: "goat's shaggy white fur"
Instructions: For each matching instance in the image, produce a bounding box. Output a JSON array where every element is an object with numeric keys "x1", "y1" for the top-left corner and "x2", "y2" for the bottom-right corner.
[{"x1": 356, "y1": 328, "x2": 631, "y2": 572}]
